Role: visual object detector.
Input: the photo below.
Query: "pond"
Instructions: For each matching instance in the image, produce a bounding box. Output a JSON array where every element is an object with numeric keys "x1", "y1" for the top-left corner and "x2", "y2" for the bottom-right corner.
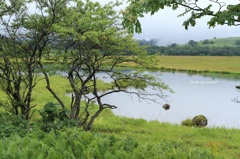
[{"x1": 102, "y1": 71, "x2": 240, "y2": 129}]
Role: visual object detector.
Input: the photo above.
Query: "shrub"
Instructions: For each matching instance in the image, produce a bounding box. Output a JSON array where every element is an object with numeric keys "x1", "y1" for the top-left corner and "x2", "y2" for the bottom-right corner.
[
  {"x1": 181, "y1": 118, "x2": 193, "y2": 127},
  {"x1": 192, "y1": 115, "x2": 208, "y2": 127},
  {"x1": 39, "y1": 102, "x2": 77, "y2": 132}
]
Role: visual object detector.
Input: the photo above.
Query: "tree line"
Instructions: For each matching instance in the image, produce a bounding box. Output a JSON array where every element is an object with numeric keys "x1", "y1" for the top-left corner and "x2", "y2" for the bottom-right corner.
[{"x1": 138, "y1": 39, "x2": 240, "y2": 56}]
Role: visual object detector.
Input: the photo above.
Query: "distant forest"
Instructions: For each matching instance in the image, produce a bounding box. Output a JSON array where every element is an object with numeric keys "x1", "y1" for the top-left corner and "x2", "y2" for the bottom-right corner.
[{"x1": 139, "y1": 38, "x2": 240, "y2": 56}]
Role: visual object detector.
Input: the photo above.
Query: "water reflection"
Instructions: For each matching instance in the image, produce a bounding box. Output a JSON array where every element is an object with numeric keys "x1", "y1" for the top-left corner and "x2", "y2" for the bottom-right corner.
[{"x1": 102, "y1": 71, "x2": 240, "y2": 129}]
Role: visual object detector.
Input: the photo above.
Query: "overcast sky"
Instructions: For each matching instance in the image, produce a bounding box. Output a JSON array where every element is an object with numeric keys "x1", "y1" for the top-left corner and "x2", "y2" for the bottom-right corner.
[{"x1": 95, "y1": 0, "x2": 240, "y2": 46}]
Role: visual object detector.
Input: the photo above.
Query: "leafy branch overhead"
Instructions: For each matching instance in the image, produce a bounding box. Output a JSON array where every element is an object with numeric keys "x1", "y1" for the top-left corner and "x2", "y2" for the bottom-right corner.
[{"x1": 123, "y1": 0, "x2": 240, "y2": 33}]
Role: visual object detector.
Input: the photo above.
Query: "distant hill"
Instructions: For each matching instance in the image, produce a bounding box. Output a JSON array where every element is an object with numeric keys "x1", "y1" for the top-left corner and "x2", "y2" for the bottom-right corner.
[
  {"x1": 196, "y1": 37, "x2": 240, "y2": 47},
  {"x1": 141, "y1": 37, "x2": 240, "y2": 56},
  {"x1": 160, "y1": 36, "x2": 240, "y2": 56}
]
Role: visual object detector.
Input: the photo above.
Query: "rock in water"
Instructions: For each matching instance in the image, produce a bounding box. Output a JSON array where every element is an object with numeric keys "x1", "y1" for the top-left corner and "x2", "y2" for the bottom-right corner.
[
  {"x1": 235, "y1": 86, "x2": 240, "y2": 89},
  {"x1": 192, "y1": 115, "x2": 208, "y2": 127}
]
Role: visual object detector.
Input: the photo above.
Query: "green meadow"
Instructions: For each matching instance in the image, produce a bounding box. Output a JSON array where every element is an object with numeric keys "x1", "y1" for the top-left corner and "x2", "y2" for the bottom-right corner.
[
  {"x1": 2, "y1": 0, "x2": 240, "y2": 157},
  {"x1": 1, "y1": 75, "x2": 240, "y2": 158},
  {"x1": 154, "y1": 56, "x2": 240, "y2": 74},
  {"x1": 179, "y1": 37, "x2": 240, "y2": 47},
  {"x1": 198, "y1": 37, "x2": 240, "y2": 47}
]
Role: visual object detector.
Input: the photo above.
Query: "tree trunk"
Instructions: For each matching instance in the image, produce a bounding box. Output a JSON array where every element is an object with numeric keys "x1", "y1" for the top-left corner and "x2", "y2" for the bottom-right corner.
[
  {"x1": 84, "y1": 108, "x2": 104, "y2": 131},
  {"x1": 70, "y1": 93, "x2": 81, "y2": 119}
]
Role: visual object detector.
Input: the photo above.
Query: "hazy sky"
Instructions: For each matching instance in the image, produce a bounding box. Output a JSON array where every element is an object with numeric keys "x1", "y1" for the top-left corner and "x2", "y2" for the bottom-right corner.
[{"x1": 95, "y1": 0, "x2": 240, "y2": 45}]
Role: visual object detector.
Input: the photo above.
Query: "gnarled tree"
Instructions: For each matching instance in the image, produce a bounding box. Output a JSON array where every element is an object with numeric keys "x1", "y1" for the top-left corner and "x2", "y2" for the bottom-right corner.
[
  {"x1": 0, "y1": 0, "x2": 68, "y2": 119},
  {"x1": 40, "y1": 0, "x2": 171, "y2": 130}
]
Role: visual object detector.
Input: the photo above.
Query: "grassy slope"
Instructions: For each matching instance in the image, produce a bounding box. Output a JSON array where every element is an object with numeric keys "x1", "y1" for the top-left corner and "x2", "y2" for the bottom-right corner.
[
  {"x1": 26, "y1": 76, "x2": 240, "y2": 158},
  {"x1": 197, "y1": 37, "x2": 240, "y2": 47},
  {"x1": 1, "y1": 64, "x2": 240, "y2": 157},
  {"x1": 94, "y1": 110, "x2": 240, "y2": 158},
  {"x1": 155, "y1": 56, "x2": 240, "y2": 74}
]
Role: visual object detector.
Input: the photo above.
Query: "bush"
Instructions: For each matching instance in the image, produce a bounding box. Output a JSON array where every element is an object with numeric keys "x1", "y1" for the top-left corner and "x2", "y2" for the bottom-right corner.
[
  {"x1": 192, "y1": 115, "x2": 208, "y2": 127},
  {"x1": 181, "y1": 118, "x2": 193, "y2": 127},
  {"x1": 39, "y1": 102, "x2": 77, "y2": 132}
]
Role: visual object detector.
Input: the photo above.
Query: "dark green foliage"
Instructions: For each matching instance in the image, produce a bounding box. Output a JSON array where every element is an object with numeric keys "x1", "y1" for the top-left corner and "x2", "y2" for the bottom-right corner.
[
  {"x1": 202, "y1": 40, "x2": 214, "y2": 45},
  {"x1": 170, "y1": 43, "x2": 178, "y2": 48},
  {"x1": 181, "y1": 118, "x2": 193, "y2": 127},
  {"x1": 39, "y1": 102, "x2": 77, "y2": 132},
  {"x1": 203, "y1": 39, "x2": 210, "y2": 45},
  {"x1": 235, "y1": 39, "x2": 240, "y2": 45},
  {"x1": 39, "y1": 102, "x2": 61, "y2": 123},
  {"x1": 0, "y1": 113, "x2": 29, "y2": 137},
  {"x1": 143, "y1": 37, "x2": 239, "y2": 56},
  {"x1": 0, "y1": 128, "x2": 214, "y2": 159},
  {"x1": 161, "y1": 45, "x2": 240, "y2": 56},
  {"x1": 188, "y1": 40, "x2": 198, "y2": 47}
]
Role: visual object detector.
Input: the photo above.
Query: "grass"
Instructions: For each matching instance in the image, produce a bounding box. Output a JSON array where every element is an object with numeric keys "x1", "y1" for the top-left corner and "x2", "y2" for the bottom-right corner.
[
  {"x1": 154, "y1": 56, "x2": 240, "y2": 74},
  {"x1": 1, "y1": 61, "x2": 240, "y2": 158},
  {"x1": 33, "y1": 76, "x2": 71, "y2": 109},
  {"x1": 197, "y1": 37, "x2": 240, "y2": 47},
  {"x1": 179, "y1": 36, "x2": 240, "y2": 47},
  {"x1": 94, "y1": 110, "x2": 240, "y2": 158}
]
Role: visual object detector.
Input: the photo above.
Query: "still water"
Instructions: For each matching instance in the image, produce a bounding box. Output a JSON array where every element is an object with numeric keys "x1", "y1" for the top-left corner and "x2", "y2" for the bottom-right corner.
[{"x1": 102, "y1": 71, "x2": 240, "y2": 129}]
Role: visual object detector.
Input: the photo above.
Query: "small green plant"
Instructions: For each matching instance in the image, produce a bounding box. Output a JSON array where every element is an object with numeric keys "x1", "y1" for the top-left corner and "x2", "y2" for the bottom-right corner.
[
  {"x1": 39, "y1": 102, "x2": 77, "y2": 132},
  {"x1": 181, "y1": 118, "x2": 193, "y2": 127}
]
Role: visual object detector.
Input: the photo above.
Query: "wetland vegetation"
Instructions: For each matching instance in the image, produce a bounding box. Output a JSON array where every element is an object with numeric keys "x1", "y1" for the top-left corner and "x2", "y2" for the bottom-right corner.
[{"x1": 1, "y1": 0, "x2": 240, "y2": 158}]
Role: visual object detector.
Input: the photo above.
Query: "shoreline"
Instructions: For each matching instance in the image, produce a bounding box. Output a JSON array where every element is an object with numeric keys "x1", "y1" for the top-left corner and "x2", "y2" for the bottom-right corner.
[{"x1": 117, "y1": 65, "x2": 240, "y2": 79}]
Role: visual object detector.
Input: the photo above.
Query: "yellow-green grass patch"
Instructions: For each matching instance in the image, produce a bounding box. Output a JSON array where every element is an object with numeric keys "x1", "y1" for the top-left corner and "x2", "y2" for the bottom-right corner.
[{"x1": 154, "y1": 56, "x2": 240, "y2": 74}]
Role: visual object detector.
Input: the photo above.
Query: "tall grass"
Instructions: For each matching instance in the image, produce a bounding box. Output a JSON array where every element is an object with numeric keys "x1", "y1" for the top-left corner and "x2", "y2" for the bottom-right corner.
[
  {"x1": 155, "y1": 56, "x2": 240, "y2": 74},
  {"x1": 94, "y1": 110, "x2": 240, "y2": 158}
]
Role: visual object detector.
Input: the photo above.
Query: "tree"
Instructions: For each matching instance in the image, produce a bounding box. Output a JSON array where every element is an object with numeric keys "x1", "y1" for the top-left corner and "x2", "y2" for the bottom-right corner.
[
  {"x1": 0, "y1": 0, "x2": 68, "y2": 119},
  {"x1": 235, "y1": 40, "x2": 240, "y2": 45},
  {"x1": 39, "y1": 0, "x2": 172, "y2": 130},
  {"x1": 188, "y1": 40, "x2": 198, "y2": 47},
  {"x1": 122, "y1": 0, "x2": 240, "y2": 33},
  {"x1": 0, "y1": 0, "x2": 38, "y2": 119},
  {"x1": 170, "y1": 43, "x2": 178, "y2": 48},
  {"x1": 0, "y1": 0, "x2": 171, "y2": 129},
  {"x1": 202, "y1": 39, "x2": 210, "y2": 45},
  {"x1": 209, "y1": 41, "x2": 215, "y2": 44}
]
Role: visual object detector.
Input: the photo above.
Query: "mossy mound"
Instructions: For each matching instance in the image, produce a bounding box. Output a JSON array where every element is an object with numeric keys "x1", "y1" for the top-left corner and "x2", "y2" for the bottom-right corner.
[{"x1": 192, "y1": 115, "x2": 208, "y2": 127}]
